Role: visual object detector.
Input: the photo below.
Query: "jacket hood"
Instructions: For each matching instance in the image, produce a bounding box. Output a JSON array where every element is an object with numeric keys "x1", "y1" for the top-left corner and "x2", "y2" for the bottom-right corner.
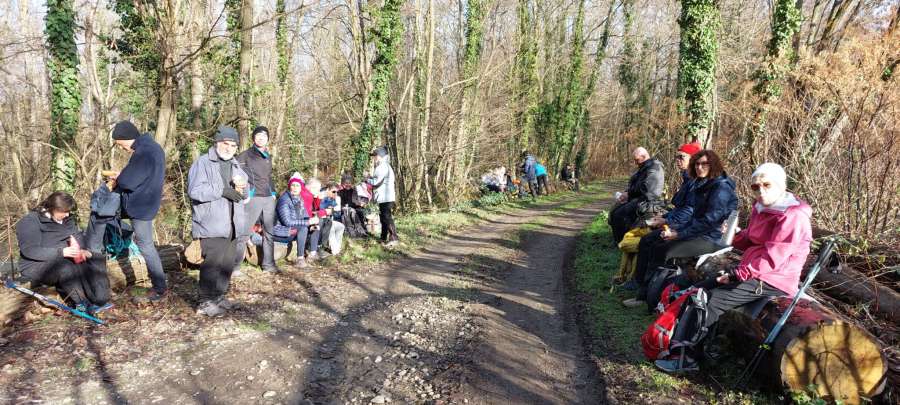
[{"x1": 755, "y1": 192, "x2": 808, "y2": 215}]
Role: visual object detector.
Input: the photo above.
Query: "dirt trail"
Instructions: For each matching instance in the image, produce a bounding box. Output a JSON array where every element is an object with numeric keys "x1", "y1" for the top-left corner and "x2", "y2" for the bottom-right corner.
[{"x1": 0, "y1": 193, "x2": 609, "y2": 405}]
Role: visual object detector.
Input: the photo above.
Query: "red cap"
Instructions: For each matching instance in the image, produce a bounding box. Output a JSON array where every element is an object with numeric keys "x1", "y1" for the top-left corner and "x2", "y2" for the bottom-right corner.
[{"x1": 677, "y1": 142, "x2": 702, "y2": 156}]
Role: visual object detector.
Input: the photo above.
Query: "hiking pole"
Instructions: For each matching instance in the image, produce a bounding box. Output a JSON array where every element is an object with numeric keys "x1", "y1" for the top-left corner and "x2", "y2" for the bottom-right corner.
[
  {"x1": 3, "y1": 279, "x2": 105, "y2": 325},
  {"x1": 736, "y1": 238, "x2": 836, "y2": 387}
]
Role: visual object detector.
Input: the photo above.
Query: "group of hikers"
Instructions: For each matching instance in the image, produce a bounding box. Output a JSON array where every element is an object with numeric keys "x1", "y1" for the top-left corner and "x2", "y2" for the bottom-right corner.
[
  {"x1": 608, "y1": 143, "x2": 813, "y2": 374},
  {"x1": 14, "y1": 122, "x2": 400, "y2": 317},
  {"x1": 479, "y1": 152, "x2": 580, "y2": 198}
]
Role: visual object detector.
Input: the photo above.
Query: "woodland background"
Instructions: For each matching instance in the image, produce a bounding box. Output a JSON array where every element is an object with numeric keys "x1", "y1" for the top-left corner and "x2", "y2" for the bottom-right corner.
[{"x1": 0, "y1": 0, "x2": 897, "y2": 249}]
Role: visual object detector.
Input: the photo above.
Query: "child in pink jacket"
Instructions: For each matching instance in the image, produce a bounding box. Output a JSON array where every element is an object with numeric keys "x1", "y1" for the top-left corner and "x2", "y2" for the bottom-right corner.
[{"x1": 656, "y1": 163, "x2": 813, "y2": 373}]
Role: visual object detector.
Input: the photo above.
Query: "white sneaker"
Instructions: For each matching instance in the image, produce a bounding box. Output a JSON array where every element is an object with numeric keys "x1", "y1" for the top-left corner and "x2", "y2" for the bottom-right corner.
[{"x1": 196, "y1": 300, "x2": 226, "y2": 317}]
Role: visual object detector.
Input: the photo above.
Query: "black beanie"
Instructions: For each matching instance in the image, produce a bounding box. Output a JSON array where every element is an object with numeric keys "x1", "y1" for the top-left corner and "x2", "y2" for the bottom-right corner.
[
  {"x1": 252, "y1": 126, "x2": 269, "y2": 138},
  {"x1": 112, "y1": 121, "x2": 141, "y2": 140}
]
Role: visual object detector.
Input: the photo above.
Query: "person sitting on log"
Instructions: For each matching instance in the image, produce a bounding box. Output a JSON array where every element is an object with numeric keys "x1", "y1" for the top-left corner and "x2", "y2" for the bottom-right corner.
[
  {"x1": 607, "y1": 147, "x2": 665, "y2": 244},
  {"x1": 654, "y1": 163, "x2": 813, "y2": 373},
  {"x1": 337, "y1": 173, "x2": 370, "y2": 238},
  {"x1": 308, "y1": 178, "x2": 345, "y2": 256},
  {"x1": 621, "y1": 142, "x2": 701, "y2": 291},
  {"x1": 274, "y1": 173, "x2": 322, "y2": 269},
  {"x1": 16, "y1": 192, "x2": 112, "y2": 315},
  {"x1": 624, "y1": 149, "x2": 737, "y2": 308}
]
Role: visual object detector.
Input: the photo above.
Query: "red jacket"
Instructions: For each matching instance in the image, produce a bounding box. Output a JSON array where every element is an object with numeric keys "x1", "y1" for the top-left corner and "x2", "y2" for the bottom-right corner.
[
  {"x1": 731, "y1": 193, "x2": 813, "y2": 296},
  {"x1": 299, "y1": 182, "x2": 327, "y2": 219}
]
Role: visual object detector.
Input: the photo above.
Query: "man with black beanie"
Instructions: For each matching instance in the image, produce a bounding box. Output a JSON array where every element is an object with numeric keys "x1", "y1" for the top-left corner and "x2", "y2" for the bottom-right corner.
[
  {"x1": 235, "y1": 125, "x2": 280, "y2": 273},
  {"x1": 110, "y1": 120, "x2": 168, "y2": 303}
]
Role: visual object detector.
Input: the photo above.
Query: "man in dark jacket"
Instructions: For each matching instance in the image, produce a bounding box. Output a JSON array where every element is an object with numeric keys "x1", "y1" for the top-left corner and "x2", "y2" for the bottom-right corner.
[
  {"x1": 235, "y1": 126, "x2": 279, "y2": 273},
  {"x1": 110, "y1": 120, "x2": 167, "y2": 303},
  {"x1": 520, "y1": 151, "x2": 538, "y2": 200},
  {"x1": 608, "y1": 147, "x2": 665, "y2": 244},
  {"x1": 188, "y1": 126, "x2": 249, "y2": 317}
]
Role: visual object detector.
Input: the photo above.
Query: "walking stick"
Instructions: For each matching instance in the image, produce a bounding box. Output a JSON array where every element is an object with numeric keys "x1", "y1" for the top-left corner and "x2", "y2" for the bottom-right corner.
[
  {"x1": 736, "y1": 238, "x2": 836, "y2": 387},
  {"x1": 4, "y1": 279, "x2": 105, "y2": 325}
]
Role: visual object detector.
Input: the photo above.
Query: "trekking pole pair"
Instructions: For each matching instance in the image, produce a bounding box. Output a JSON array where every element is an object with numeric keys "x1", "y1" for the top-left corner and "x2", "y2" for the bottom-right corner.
[
  {"x1": 4, "y1": 279, "x2": 105, "y2": 325},
  {"x1": 736, "y1": 238, "x2": 837, "y2": 387}
]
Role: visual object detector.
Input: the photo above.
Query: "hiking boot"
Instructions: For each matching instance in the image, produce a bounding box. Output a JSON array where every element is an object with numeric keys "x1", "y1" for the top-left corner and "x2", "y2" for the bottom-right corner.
[
  {"x1": 293, "y1": 257, "x2": 309, "y2": 270},
  {"x1": 261, "y1": 265, "x2": 282, "y2": 274},
  {"x1": 215, "y1": 296, "x2": 241, "y2": 311},
  {"x1": 307, "y1": 252, "x2": 319, "y2": 264},
  {"x1": 621, "y1": 279, "x2": 639, "y2": 291},
  {"x1": 622, "y1": 298, "x2": 645, "y2": 308},
  {"x1": 196, "y1": 300, "x2": 225, "y2": 317},
  {"x1": 132, "y1": 290, "x2": 166, "y2": 304},
  {"x1": 655, "y1": 356, "x2": 699, "y2": 373}
]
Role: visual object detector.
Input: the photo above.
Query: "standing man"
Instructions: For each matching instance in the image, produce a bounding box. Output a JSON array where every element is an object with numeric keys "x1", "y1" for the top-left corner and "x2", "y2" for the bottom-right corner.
[
  {"x1": 110, "y1": 120, "x2": 167, "y2": 303},
  {"x1": 367, "y1": 146, "x2": 398, "y2": 247},
  {"x1": 520, "y1": 151, "x2": 538, "y2": 200},
  {"x1": 188, "y1": 127, "x2": 249, "y2": 317},
  {"x1": 235, "y1": 126, "x2": 279, "y2": 273},
  {"x1": 607, "y1": 147, "x2": 665, "y2": 244}
]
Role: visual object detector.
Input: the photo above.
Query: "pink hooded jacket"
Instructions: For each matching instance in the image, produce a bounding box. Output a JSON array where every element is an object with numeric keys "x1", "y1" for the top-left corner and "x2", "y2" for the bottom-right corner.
[{"x1": 731, "y1": 193, "x2": 813, "y2": 296}]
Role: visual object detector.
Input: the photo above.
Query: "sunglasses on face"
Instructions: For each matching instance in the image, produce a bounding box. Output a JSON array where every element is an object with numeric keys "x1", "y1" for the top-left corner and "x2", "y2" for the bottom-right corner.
[
  {"x1": 694, "y1": 160, "x2": 710, "y2": 167},
  {"x1": 750, "y1": 182, "x2": 772, "y2": 192}
]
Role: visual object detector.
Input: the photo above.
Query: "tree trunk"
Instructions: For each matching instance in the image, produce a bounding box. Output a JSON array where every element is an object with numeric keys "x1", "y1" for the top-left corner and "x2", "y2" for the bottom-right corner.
[
  {"x1": 237, "y1": 0, "x2": 254, "y2": 148},
  {"x1": 813, "y1": 264, "x2": 900, "y2": 324},
  {"x1": 721, "y1": 297, "x2": 887, "y2": 404},
  {"x1": 677, "y1": 0, "x2": 720, "y2": 146},
  {"x1": 45, "y1": 0, "x2": 82, "y2": 195},
  {"x1": 155, "y1": 66, "x2": 177, "y2": 155}
]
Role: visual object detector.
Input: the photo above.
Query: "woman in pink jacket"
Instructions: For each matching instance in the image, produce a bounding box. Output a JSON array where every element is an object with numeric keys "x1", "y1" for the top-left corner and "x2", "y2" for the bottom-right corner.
[{"x1": 656, "y1": 163, "x2": 813, "y2": 373}]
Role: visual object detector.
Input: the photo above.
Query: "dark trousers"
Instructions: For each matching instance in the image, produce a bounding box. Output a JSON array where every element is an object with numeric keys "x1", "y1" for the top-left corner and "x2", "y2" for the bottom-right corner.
[
  {"x1": 637, "y1": 237, "x2": 721, "y2": 300},
  {"x1": 633, "y1": 229, "x2": 664, "y2": 285},
  {"x1": 608, "y1": 200, "x2": 640, "y2": 244},
  {"x1": 672, "y1": 280, "x2": 783, "y2": 349},
  {"x1": 274, "y1": 226, "x2": 321, "y2": 256},
  {"x1": 379, "y1": 202, "x2": 398, "y2": 242},
  {"x1": 132, "y1": 219, "x2": 166, "y2": 293},
  {"x1": 198, "y1": 238, "x2": 242, "y2": 301},
  {"x1": 537, "y1": 174, "x2": 549, "y2": 195},
  {"x1": 23, "y1": 257, "x2": 110, "y2": 305}
]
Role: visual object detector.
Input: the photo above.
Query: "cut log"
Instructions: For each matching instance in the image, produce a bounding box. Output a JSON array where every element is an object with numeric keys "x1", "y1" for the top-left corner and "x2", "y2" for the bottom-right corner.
[
  {"x1": 722, "y1": 297, "x2": 887, "y2": 404},
  {"x1": 1, "y1": 245, "x2": 182, "y2": 325},
  {"x1": 813, "y1": 264, "x2": 900, "y2": 324}
]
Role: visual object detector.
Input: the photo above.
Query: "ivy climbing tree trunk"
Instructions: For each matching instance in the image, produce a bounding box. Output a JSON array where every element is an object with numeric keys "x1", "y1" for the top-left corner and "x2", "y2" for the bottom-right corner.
[
  {"x1": 550, "y1": 0, "x2": 586, "y2": 175},
  {"x1": 414, "y1": 0, "x2": 436, "y2": 208},
  {"x1": 677, "y1": 0, "x2": 720, "y2": 146},
  {"x1": 514, "y1": 0, "x2": 539, "y2": 153},
  {"x1": 744, "y1": 0, "x2": 802, "y2": 163},
  {"x1": 45, "y1": 0, "x2": 81, "y2": 194},
  {"x1": 350, "y1": 0, "x2": 403, "y2": 178},
  {"x1": 450, "y1": 0, "x2": 487, "y2": 204}
]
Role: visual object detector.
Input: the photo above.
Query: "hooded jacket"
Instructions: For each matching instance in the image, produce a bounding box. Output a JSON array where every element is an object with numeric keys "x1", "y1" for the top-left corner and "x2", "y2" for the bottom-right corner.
[
  {"x1": 188, "y1": 147, "x2": 248, "y2": 239},
  {"x1": 114, "y1": 134, "x2": 166, "y2": 220},
  {"x1": 16, "y1": 211, "x2": 94, "y2": 277},
  {"x1": 731, "y1": 193, "x2": 813, "y2": 296},
  {"x1": 674, "y1": 173, "x2": 738, "y2": 242},
  {"x1": 368, "y1": 158, "x2": 396, "y2": 204},
  {"x1": 626, "y1": 158, "x2": 664, "y2": 203},
  {"x1": 521, "y1": 155, "x2": 537, "y2": 182}
]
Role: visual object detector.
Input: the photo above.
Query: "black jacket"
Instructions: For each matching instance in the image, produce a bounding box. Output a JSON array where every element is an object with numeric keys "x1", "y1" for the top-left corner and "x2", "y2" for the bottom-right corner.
[
  {"x1": 115, "y1": 134, "x2": 166, "y2": 220},
  {"x1": 237, "y1": 147, "x2": 275, "y2": 197},
  {"x1": 16, "y1": 211, "x2": 91, "y2": 275},
  {"x1": 626, "y1": 158, "x2": 664, "y2": 203}
]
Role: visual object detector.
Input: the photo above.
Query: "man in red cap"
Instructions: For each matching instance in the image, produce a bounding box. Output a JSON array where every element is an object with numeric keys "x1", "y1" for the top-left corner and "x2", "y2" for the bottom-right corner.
[{"x1": 621, "y1": 142, "x2": 701, "y2": 298}]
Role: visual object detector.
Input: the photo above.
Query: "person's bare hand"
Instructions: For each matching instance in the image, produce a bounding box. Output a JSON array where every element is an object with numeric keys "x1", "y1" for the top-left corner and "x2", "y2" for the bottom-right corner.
[
  {"x1": 662, "y1": 229, "x2": 679, "y2": 240},
  {"x1": 80, "y1": 250, "x2": 93, "y2": 259},
  {"x1": 716, "y1": 274, "x2": 730, "y2": 284},
  {"x1": 309, "y1": 217, "x2": 320, "y2": 225},
  {"x1": 647, "y1": 216, "x2": 666, "y2": 227},
  {"x1": 62, "y1": 246, "x2": 80, "y2": 258}
]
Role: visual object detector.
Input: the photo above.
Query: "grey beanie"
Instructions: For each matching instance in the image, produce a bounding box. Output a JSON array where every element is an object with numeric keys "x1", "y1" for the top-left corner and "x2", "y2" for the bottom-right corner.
[{"x1": 214, "y1": 126, "x2": 239, "y2": 143}]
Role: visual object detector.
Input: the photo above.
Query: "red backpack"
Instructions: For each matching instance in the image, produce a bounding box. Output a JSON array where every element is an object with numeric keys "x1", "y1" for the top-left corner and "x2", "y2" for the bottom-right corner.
[{"x1": 641, "y1": 287, "x2": 698, "y2": 360}]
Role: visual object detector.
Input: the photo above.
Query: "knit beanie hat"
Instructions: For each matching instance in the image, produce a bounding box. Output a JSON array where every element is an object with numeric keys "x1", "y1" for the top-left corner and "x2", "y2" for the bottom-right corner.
[
  {"x1": 214, "y1": 126, "x2": 239, "y2": 143},
  {"x1": 288, "y1": 172, "x2": 304, "y2": 188},
  {"x1": 112, "y1": 121, "x2": 141, "y2": 140},
  {"x1": 677, "y1": 142, "x2": 702, "y2": 156},
  {"x1": 751, "y1": 163, "x2": 787, "y2": 187},
  {"x1": 252, "y1": 126, "x2": 269, "y2": 138}
]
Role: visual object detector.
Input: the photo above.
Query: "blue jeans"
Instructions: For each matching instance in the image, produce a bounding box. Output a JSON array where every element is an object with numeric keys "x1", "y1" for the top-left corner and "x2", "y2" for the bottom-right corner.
[
  {"x1": 131, "y1": 219, "x2": 166, "y2": 293},
  {"x1": 274, "y1": 226, "x2": 320, "y2": 257}
]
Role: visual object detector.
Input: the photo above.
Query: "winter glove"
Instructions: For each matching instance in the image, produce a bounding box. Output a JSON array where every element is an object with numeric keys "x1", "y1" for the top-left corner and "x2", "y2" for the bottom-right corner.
[{"x1": 222, "y1": 187, "x2": 243, "y2": 202}]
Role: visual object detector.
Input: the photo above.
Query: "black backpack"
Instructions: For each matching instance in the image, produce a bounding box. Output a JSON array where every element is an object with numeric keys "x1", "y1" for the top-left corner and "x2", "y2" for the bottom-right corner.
[{"x1": 646, "y1": 264, "x2": 692, "y2": 313}]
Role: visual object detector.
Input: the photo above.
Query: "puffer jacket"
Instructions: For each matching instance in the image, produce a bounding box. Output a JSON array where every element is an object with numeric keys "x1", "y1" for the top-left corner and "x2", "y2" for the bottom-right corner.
[
  {"x1": 674, "y1": 173, "x2": 738, "y2": 242},
  {"x1": 732, "y1": 193, "x2": 813, "y2": 296},
  {"x1": 273, "y1": 191, "x2": 309, "y2": 238},
  {"x1": 664, "y1": 170, "x2": 696, "y2": 228},
  {"x1": 188, "y1": 147, "x2": 248, "y2": 239}
]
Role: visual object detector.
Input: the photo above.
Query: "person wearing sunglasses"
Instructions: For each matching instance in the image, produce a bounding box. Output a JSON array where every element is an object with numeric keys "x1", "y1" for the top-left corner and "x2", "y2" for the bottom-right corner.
[
  {"x1": 654, "y1": 163, "x2": 812, "y2": 373},
  {"x1": 622, "y1": 142, "x2": 701, "y2": 292},
  {"x1": 626, "y1": 150, "x2": 738, "y2": 308}
]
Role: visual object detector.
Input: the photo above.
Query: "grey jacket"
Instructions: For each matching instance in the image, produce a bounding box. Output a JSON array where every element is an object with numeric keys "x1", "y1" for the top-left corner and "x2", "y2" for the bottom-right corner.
[
  {"x1": 188, "y1": 147, "x2": 249, "y2": 239},
  {"x1": 368, "y1": 159, "x2": 396, "y2": 204}
]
